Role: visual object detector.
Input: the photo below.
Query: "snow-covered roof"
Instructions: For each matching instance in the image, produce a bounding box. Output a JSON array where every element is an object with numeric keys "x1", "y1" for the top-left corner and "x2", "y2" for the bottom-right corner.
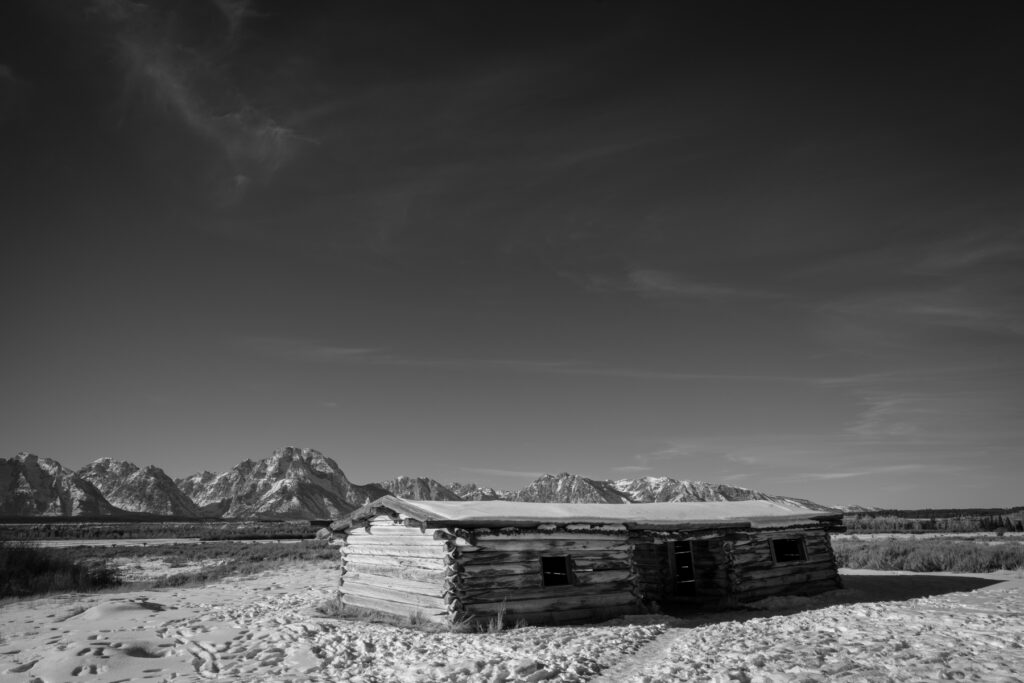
[{"x1": 334, "y1": 496, "x2": 843, "y2": 531}]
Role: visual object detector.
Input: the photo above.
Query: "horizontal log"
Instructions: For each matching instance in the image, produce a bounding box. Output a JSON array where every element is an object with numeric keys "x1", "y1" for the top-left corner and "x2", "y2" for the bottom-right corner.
[
  {"x1": 731, "y1": 555, "x2": 836, "y2": 572},
  {"x1": 731, "y1": 533, "x2": 825, "y2": 548},
  {"x1": 342, "y1": 580, "x2": 449, "y2": 610},
  {"x1": 573, "y1": 568, "x2": 633, "y2": 585},
  {"x1": 734, "y1": 567, "x2": 839, "y2": 588},
  {"x1": 343, "y1": 572, "x2": 447, "y2": 597},
  {"x1": 462, "y1": 572, "x2": 542, "y2": 591},
  {"x1": 343, "y1": 544, "x2": 449, "y2": 559},
  {"x1": 343, "y1": 562, "x2": 448, "y2": 584},
  {"x1": 462, "y1": 580, "x2": 635, "y2": 603},
  {"x1": 737, "y1": 561, "x2": 839, "y2": 577},
  {"x1": 462, "y1": 568, "x2": 637, "y2": 592},
  {"x1": 352, "y1": 525, "x2": 432, "y2": 536},
  {"x1": 340, "y1": 553, "x2": 448, "y2": 571},
  {"x1": 344, "y1": 534, "x2": 447, "y2": 547},
  {"x1": 459, "y1": 550, "x2": 630, "y2": 565},
  {"x1": 460, "y1": 557, "x2": 631, "y2": 576},
  {"x1": 465, "y1": 591, "x2": 639, "y2": 616},
  {"x1": 341, "y1": 592, "x2": 449, "y2": 624},
  {"x1": 472, "y1": 539, "x2": 630, "y2": 552},
  {"x1": 473, "y1": 533, "x2": 627, "y2": 543},
  {"x1": 460, "y1": 561, "x2": 539, "y2": 577}
]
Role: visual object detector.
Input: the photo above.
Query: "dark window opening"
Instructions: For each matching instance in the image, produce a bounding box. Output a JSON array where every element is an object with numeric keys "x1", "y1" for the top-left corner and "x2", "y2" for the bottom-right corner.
[
  {"x1": 771, "y1": 538, "x2": 807, "y2": 563},
  {"x1": 541, "y1": 556, "x2": 572, "y2": 586}
]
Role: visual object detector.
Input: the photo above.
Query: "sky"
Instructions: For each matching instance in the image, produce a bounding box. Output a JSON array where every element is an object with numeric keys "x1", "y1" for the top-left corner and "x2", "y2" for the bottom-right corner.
[{"x1": 1, "y1": 1, "x2": 1022, "y2": 509}]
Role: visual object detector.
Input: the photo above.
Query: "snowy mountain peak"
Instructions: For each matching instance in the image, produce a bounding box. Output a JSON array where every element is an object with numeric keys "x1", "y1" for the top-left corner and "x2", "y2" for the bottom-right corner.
[
  {"x1": 1, "y1": 453, "x2": 119, "y2": 516},
  {"x1": 78, "y1": 459, "x2": 200, "y2": 517},
  {"x1": 178, "y1": 448, "x2": 385, "y2": 519},
  {"x1": 375, "y1": 476, "x2": 462, "y2": 501}
]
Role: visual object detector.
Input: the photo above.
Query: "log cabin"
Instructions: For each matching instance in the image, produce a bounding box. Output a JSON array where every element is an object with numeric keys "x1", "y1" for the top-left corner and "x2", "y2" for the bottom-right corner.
[{"x1": 329, "y1": 496, "x2": 844, "y2": 626}]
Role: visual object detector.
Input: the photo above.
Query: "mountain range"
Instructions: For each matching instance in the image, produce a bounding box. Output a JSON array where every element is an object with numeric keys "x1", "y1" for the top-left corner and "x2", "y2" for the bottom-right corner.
[{"x1": 1, "y1": 448, "x2": 837, "y2": 519}]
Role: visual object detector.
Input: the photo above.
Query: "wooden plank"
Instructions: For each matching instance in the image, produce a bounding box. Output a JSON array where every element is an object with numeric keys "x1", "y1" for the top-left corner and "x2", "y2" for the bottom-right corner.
[
  {"x1": 340, "y1": 553, "x2": 448, "y2": 570},
  {"x1": 460, "y1": 561, "x2": 539, "y2": 577},
  {"x1": 343, "y1": 572, "x2": 448, "y2": 597},
  {"x1": 573, "y1": 569, "x2": 633, "y2": 585},
  {"x1": 732, "y1": 557, "x2": 836, "y2": 573},
  {"x1": 473, "y1": 539, "x2": 630, "y2": 552},
  {"x1": 570, "y1": 557, "x2": 633, "y2": 572},
  {"x1": 462, "y1": 572, "x2": 543, "y2": 591},
  {"x1": 474, "y1": 533, "x2": 627, "y2": 543},
  {"x1": 343, "y1": 562, "x2": 448, "y2": 584},
  {"x1": 342, "y1": 581, "x2": 449, "y2": 610},
  {"x1": 459, "y1": 550, "x2": 630, "y2": 565},
  {"x1": 341, "y1": 593, "x2": 448, "y2": 623},
  {"x1": 735, "y1": 560, "x2": 837, "y2": 579},
  {"x1": 343, "y1": 544, "x2": 449, "y2": 559},
  {"x1": 351, "y1": 525, "x2": 432, "y2": 536},
  {"x1": 343, "y1": 535, "x2": 446, "y2": 547},
  {"x1": 734, "y1": 567, "x2": 840, "y2": 588},
  {"x1": 461, "y1": 570, "x2": 632, "y2": 593}
]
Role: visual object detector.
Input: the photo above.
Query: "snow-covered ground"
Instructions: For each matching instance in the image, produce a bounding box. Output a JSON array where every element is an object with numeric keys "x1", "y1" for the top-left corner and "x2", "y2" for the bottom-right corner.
[{"x1": 1, "y1": 563, "x2": 1021, "y2": 682}]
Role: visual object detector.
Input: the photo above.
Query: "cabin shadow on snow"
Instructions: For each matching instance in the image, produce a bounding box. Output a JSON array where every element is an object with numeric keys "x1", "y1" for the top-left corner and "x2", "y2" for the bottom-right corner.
[
  {"x1": 832, "y1": 573, "x2": 1005, "y2": 605},
  {"x1": 655, "y1": 573, "x2": 1007, "y2": 627}
]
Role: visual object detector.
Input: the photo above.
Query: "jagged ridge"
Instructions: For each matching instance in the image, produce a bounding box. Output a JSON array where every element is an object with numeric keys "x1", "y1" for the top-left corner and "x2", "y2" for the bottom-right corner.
[
  {"x1": 375, "y1": 476, "x2": 462, "y2": 501},
  {"x1": 78, "y1": 458, "x2": 201, "y2": 517},
  {"x1": 3, "y1": 451, "x2": 839, "y2": 519},
  {"x1": 0, "y1": 453, "x2": 120, "y2": 516},
  {"x1": 177, "y1": 447, "x2": 388, "y2": 519}
]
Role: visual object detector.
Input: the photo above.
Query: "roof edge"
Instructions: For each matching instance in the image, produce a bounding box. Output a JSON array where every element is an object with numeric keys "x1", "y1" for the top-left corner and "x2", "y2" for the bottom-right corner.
[{"x1": 331, "y1": 496, "x2": 843, "y2": 532}]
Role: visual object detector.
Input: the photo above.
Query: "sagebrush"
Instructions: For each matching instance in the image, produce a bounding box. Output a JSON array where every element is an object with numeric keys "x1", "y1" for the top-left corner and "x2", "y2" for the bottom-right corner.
[
  {"x1": 834, "y1": 537, "x2": 1024, "y2": 572},
  {"x1": 0, "y1": 541, "x2": 120, "y2": 598}
]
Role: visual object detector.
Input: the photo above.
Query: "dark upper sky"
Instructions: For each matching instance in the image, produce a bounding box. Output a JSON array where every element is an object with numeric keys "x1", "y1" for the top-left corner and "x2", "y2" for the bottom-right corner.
[{"x1": 2, "y1": 1, "x2": 1022, "y2": 508}]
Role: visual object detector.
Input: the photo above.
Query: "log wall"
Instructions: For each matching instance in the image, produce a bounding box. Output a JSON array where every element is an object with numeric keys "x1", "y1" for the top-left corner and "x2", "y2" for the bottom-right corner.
[
  {"x1": 633, "y1": 536, "x2": 730, "y2": 607},
  {"x1": 454, "y1": 532, "x2": 641, "y2": 626},
  {"x1": 632, "y1": 527, "x2": 841, "y2": 607},
  {"x1": 339, "y1": 515, "x2": 456, "y2": 624},
  {"x1": 726, "y1": 528, "x2": 842, "y2": 602}
]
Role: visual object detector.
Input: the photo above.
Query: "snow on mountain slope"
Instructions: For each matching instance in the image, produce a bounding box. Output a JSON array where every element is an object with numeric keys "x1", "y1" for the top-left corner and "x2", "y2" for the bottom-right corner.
[
  {"x1": 177, "y1": 447, "x2": 386, "y2": 519},
  {"x1": 376, "y1": 476, "x2": 463, "y2": 501},
  {"x1": 78, "y1": 458, "x2": 201, "y2": 517},
  {"x1": 512, "y1": 472, "x2": 633, "y2": 504},
  {"x1": 0, "y1": 453, "x2": 120, "y2": 516},
  {"x1": 445, "y1": 482, "x2": 512, "y2": 501}
]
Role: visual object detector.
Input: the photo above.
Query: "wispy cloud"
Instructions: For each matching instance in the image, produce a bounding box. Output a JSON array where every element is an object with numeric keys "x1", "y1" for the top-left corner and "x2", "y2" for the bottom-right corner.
[
  {"x1": 916, "y1": 231, "x2": 1024, "y2": 272},
  {"x1": 564, "y1": 267, "x2": 780, "y2": 301},
  {"x1": 627, "y1": 269, "x2": 756, "y2": 299},
  {"x1": 93, "y1": 0, "x2": 301, "y2": 200},
  {"x1": 242, "y1": 337, "x2": 375, "y2": 362},
  {"x1": 240, "y1": 336, "x2": 817, "y2": 384},
  {"x1": 797, "y1": 463, "x2": 928, "y2": 480}
]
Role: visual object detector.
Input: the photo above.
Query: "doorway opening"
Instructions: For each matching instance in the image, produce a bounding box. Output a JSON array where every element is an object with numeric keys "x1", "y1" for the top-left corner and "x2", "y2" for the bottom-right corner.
[{"x1": 668, "y1": 540, "x2": 696, "y2": 598}]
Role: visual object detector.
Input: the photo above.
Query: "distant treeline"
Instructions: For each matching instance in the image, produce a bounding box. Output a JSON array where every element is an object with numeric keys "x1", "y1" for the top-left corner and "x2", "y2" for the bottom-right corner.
[
  {"x1": 844, "y1": 508, "x2": 1024, "y2": 533},
  {"x1": 0, "y1": 520, "x2": 318, "y2": 541}
]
